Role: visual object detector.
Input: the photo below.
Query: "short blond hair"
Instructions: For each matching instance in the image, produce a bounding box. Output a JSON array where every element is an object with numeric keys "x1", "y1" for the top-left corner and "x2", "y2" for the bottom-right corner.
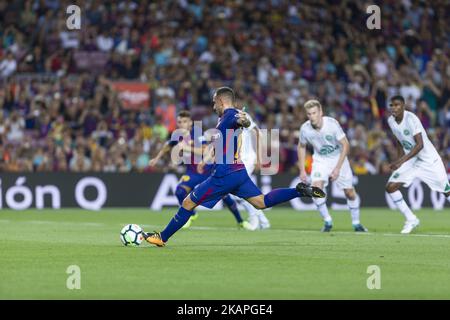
[{"x1": 304, "y1": 99, "x2": 322, "y2": 110}]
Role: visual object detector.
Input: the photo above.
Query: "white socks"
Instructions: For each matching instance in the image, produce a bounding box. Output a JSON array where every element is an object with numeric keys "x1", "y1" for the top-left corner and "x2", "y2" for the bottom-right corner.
[
  {"x1": 241, "y1": 201, "x2": 269, "y2": 222},
  {"x1": 313, "y1": 197, "x2": 332, "y2": 222},
  {"x1": 314, "y1": 195, "x2": 362, "y2": 225},
  {"x1": 235, "y1": 196, "x2": 270, "y2": 225},
  {"x1": 389, "y1": 190, "x2": 417, "y2": 221},
  {"x1": 241, "y1": 199, "x2": 262, "y2": 217},
  {"x1": 347, "y1": 196, "x2": 360, "y2": 225}
]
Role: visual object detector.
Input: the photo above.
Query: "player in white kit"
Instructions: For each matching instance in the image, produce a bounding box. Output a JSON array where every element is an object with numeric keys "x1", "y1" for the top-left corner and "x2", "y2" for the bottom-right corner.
[
  {"x1": 236, "y1": 108, "x2": 271, "y2": 230},
  {"x1": 386, "y1": 95, "x2": 450, "y2": 234},
  {"x1": 298, "y1": 100, "x2": 368, "y2": 232}
]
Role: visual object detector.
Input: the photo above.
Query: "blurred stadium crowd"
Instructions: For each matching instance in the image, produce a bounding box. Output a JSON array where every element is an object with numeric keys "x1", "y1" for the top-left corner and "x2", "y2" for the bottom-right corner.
[{"x1": 0, "y1": 0, "x2": 449, "y2": 174}]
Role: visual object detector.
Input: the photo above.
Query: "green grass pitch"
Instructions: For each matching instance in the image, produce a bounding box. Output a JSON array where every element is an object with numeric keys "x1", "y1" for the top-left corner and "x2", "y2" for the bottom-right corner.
[{"x1": 1, "y1": 208, "x2": 450, "y2": 299}]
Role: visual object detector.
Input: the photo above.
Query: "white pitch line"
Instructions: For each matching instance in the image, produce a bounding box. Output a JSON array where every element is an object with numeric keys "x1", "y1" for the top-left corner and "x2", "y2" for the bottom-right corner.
[
  {"x1": 3, "y1": 219, "x2": 450, "y2": 239},
  {"x1": 381, "y1": 233, "x2": 450, "y2": 239},
  {"x1": 26, "y1": 220, "x2": 104, "y2": 227}
]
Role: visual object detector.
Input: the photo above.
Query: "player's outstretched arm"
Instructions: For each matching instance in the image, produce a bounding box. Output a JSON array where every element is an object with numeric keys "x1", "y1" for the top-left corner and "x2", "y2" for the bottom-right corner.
[
  {"x1": 188, "y1": 144, "x2": 207, "y2": 156},
  {"x1": 149, "y1": 142, "x2": 171, "y2": 167},
  {"x1": 197, "y1": 143, "x2": 215, "y2": 173},
  {"x1": 394, "y1": 138, "x2": 405, "y2": 159},
  {"x1": 297, "y1": 143, "x2": 308, "y2": 182},
  {"x1": 331, "y1": 137, "x2": 350, "y2": 181},
  {"x1": 390, "y1": 133, "x2": 424, "y2": 170}
]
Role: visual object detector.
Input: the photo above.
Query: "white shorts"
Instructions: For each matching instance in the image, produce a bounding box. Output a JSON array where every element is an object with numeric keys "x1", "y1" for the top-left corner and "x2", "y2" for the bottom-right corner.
[
  {"x1": 388, "y1": 157, "x2": 449, "y2": 193},
  {"x1": 311, "y1": 157, "x2": 354, "y2": 189},
  {"x1": 242, "y1": 158, "x2": 256, "y2": 176}
]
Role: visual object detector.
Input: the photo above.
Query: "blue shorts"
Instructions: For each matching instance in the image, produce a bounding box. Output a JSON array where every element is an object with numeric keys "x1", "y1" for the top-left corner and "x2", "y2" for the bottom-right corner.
[
  {"x1": 190, "y1": 169, "x2": 262, "y2": 209},
  {"x1": 178, "y1": 173, "x2": 208, "y2": 191}
]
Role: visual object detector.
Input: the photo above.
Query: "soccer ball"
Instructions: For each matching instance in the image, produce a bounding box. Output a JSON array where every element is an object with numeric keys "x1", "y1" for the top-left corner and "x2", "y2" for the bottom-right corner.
[{"x1": 120, "y1": 224, "x2": 144, "y2": 246}]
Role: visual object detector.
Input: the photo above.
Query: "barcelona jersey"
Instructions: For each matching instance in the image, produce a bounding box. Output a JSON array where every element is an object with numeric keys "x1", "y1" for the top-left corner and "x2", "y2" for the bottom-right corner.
[{"x1": 211, "y1": 108, "x2": 246, "y2": 177}]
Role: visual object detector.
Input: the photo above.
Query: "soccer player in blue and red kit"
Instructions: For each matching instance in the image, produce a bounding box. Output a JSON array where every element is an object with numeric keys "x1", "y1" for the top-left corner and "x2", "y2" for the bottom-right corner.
[
  {"x1": 143, "y1": 87, "x2": 325, "y2": 246},
  {"x1": 148, "y1": 110, "x2": 251, "y2": 229}
]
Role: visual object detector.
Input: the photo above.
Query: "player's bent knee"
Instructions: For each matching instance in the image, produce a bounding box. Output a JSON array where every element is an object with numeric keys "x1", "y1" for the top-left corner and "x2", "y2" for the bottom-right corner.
[
  {"x1": 253, "y1": 203, "x2": 265, "y2": 210},
  {"x1": 386, "y1": 183, "x2": 399, "y2": 193},
  {"x1": 344, "y1": 189, "x2": 356, "y2": 200},
  {"x1": 182, "y1": 196, "x2": 197, "y2": 211},
  {"x1": 246, "y1": 196, "x2": 266, "y2": 210},
  {"x1": 175, "y1": 186, "x2": 190, "y2": 204}
]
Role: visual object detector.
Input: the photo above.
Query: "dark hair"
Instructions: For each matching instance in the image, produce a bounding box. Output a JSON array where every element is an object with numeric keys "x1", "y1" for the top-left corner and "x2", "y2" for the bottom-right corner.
[
  {"x1": 390, "y1": 95, "x2": 405, "y2": 104},
  {"x1": 177, "y1": 110, "x2": 191, "y2": 118},
  {"x1": 215, "y1": 87, "x2": 235, "y2": 102}
]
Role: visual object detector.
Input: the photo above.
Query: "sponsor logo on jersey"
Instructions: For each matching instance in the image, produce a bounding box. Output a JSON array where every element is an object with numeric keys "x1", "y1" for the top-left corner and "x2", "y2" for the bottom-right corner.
[
  {"x1": 318, "y1": 145, "x2": 339, "y2": 155},
  {"x1": 403, "y1": 129, "x2": 410, "y2": 136},
  {"x1": 401, "y1": 140, "x2": 413, "y2": 150},
  {"x1": 325, "y1": 135, "x2": 333, "y2": 142}
]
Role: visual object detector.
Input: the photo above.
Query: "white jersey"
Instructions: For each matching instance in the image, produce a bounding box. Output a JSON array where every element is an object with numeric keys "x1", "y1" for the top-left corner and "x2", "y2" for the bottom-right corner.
[
  {"x1": 299, "y1": 116, "x2": 346, "y2": 161},
  {"x1": 387, "y1": 111, "x2": 440, "y2": 164},
  {"x1": 240, "y1": 113, "x2": 258, "y2": 165}
]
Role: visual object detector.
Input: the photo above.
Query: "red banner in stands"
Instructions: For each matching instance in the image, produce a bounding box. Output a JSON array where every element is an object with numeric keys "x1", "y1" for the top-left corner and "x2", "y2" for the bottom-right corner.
[{"x1": 111, "y1": 82, "x2": 150, "y2": 110}]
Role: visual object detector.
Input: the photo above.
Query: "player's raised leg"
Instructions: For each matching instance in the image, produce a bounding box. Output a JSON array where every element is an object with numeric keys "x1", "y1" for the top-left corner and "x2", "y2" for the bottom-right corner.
[
  {"x1": 244, "y1": 182, "x2": 325, "y2": 210},
  {"x1": 143, "y1": 170, "x2": 324, "y2": 247},
  {"x1": 144, "y1": 179, "x2": 324, "y2": 247}
]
